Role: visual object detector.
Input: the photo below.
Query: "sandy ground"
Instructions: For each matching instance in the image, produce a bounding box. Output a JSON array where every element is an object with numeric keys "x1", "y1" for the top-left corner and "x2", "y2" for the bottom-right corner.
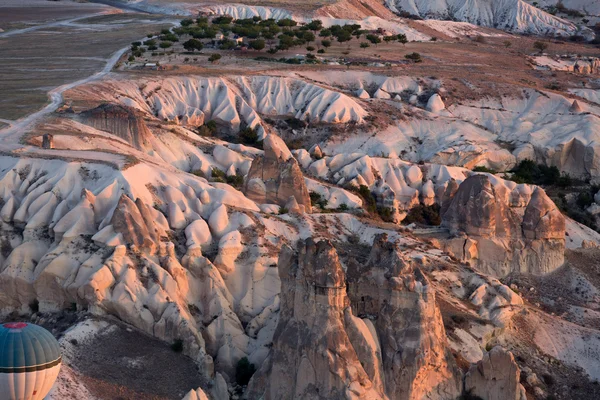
[{"x1": 0, "y1": 13, "x2": 171, "y2": 120}]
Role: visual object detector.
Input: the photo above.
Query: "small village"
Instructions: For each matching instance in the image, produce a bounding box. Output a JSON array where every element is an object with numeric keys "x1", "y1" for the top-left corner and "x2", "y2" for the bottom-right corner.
[{"x1": 125, "y1": 14, "x2": 414, "y2": 71}]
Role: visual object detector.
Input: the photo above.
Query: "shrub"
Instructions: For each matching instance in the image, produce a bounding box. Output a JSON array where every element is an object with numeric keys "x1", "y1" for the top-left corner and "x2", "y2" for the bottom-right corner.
[
  {"x1": 239, "y1": 127, "x2": 260, "y2": 145},
  {"x1": 378, "y1": 206, "x2": 394, "y2": 222},
  {"x1": 226, "y1": 174, "x2": 244, "y2": 188},
  {"x1": 321, "y1": 39, "x2": 332, "y2": 48},
  {"x1": 403, "y1": 204, "x2": 442, "y2": 226},
  {"x1": 197, "y1": 120, "x2": 217, "y2": 136},
  {"x1": 183, "y1": 38, "x2": 203, "y2": 52},
  {"x1": 533, "y1": 41, "x2": 548, "y2": 53},
  {"x1": 236, "y1": 357, "x2": 257, "y2": 386},
  {"x1": 338, "y1": 203, "x2": 349, "y2": 211},
  {"x1": 211, "y1": 167, "x2": 226, "y2": 182},
  {"x1": 405, "y1": 52, "x2": 422, "y2": 62},
  {"x1": 306, "y1": 46, "x2": 315, "y2": 51},
  {"x1": 279, "y1": 207, "x2": 289, "y2": 215},
  {"x1": 250, "y1": 39, "x2": 266, "y2": 51},
  {"x1": 508, "y1": 160, "x2": 562, "y2": 185},
  {"x1": 159, "y1": 41, "x2": 173, "y2": 49},
  {"x1": 208, "y1": 54, "x2": 222, "y2": 63},
  {"x1": 396, "y1": 34, "x2": 408, "y2": 45},
  {"x1": 354, "y1": 185, "x2": 377, "y2": 214},
  {"x1": 473, "y1": 166, "x2": 497, "y2": 174},
  {"x1": 366, "y1": 34, "x2": 381, "y2": 45},
  {"x1": 309, "y1": 191, "x2": 329, "y2": 209},
  {"x1": 212, "y1": 16, "x2": 234, "y2": 24}
]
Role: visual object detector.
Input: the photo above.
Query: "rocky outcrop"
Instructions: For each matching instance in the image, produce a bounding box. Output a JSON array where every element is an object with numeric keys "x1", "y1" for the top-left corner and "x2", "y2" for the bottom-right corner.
[
  {"x1": 42, "y1": 134, "x2": 54, "y2": 149},
  {"x1": 249, "y1": 235, "x2": 462, "y2": 400},
  {"x1": 465, "y1": 346, "x2": 526, "y2": 400},
  {"x1": 441, "y1": 175, "x2": 565, "y2": 277},
  {"x1": 110, "y1": 194, "x2": 168, "y2": 254},
  {"x1": 243, "y1": 134, "x2": 311, "y2": 211},
  {"x1": 247, "y1": 238, "x2": 383, "y2": 399},
  {"x1": 346, "y1": 234, "x2": 462, "y2": 400},
  {"x1": 78, "y1": 103, "x2": 152, "y2": 150}
]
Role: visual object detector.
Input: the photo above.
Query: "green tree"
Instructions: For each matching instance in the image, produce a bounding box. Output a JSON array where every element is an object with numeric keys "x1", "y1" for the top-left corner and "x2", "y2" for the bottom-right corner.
[
  {"x1": 159, "y1": 41, "x2": 173, "y2": 49},
  {"x1": 366, "y1": 34, "x2": 381, "y2": 46},
  {"x1": 405, "y1": 52, "x2": 422, "y2": 62},
  {"x1": 533, "y1": 41, "x2": 548, "y2": 53},
  {"x1": 249, "y1": 39, "x2": 266, "y2": 51},
  {"x1": 307, "y1": 19, "x2": 323, "y2": 31},
  {"x1": 321, "y1": 39, "x2": 332, "y2": 48},
  {"x1": 277, "y1": 18, "x2": 297, "y2": 27},
  {"x1": 360, "y1": 42, "x2": 370, "y2": 49},
  {"x1": 208, "y1": 53, "x2": 222, "y2": 63},
  {"x1": 396, "y1": 33, "x2": 408, "y2": 45},
  {"x1": 336, "y1": 30, "x2": 352, "y2": 43},
  {"x1": 183, "y1": 38, "x2": 203, "y2": 52}
]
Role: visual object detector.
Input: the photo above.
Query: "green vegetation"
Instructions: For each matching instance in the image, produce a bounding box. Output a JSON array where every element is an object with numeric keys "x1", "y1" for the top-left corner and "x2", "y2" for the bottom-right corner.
[
  {"x1": 366, "y1": 34, "x2": 381, "y2": 46},
  {"x1": 196, "y1": 120, "x2": 217, "y2": 136},
  {"x1": 239, "y1": 127, "x2": 260, "y2": 145},
  {"x1": 249, "y1": 39, "x2": 266, "y2": 51},
  {"x1": 403, "y1": 204, "x2": 442, "y2": 226},
  {"x1": 533, "y1": 40, "x2": 548, "y2": 53},
  {"x1": 208, "y1": 53, "x2": 222, "y2": 63},
  {"x1": 309, "y1": 191, "x2": 329, "y2": 209},
  {"x1": 506, "y1": 160, "x2": 570, "y2": 186},
  {"x1": 472, "y1": 166, "x2": 497, "y2": 174},
  {"x1": 405, "y1": 52, "x2": 422, "y2": 63},
  {"x1": 354, "y1": 185, "x2": 377, "y2": 214},
  {"x1": 183, "y1": 38, "x2": 203, "y2": 52},
  {"x1": 136, "y1": 15, "x2": 412, "y2": 67}
]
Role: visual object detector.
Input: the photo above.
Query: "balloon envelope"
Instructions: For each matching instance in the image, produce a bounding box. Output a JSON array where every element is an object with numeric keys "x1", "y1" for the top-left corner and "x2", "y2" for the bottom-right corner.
[{"x1": 0, "y1": 322, "x2": 62, "y2": 400}]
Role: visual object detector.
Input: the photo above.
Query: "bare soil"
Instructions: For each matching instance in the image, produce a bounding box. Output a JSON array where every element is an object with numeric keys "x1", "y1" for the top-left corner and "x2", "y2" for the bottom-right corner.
[{"x1": 69, "y1": 320, "x2": 205, "y2": 400}]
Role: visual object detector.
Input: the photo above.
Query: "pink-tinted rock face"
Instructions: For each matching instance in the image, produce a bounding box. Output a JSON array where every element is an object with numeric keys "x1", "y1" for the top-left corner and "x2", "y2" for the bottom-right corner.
[
  {"x1": 346, "y1": 234, "x2": 462, "y2": 400},
  {"x1": 78, "y1": 103, "x2": 153, "y2": 150},
  {"x1": 247, "y1": 238, "x2": 382, "y2": 400},
  {"x1": 110, "y1": 194, "x2": 167, "y2": 254},
  {"x1": 465, "y1": 346, "x2": 527, "y2": 400},
  {"x1": 249, "y1": 235, "x2": 462, "y2": 400},
  {"x1": 243, "y1": 134, "x2": 311, "y2": 211},
  {"x1": 441, "y1": 175, "x2": 565, "y2": 277}
]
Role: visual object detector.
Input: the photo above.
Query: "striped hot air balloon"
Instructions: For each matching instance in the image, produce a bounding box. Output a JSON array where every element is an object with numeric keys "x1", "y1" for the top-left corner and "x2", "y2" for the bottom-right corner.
[{"x1": 0, "y1": 322, "x2": 62, "y2": 400}]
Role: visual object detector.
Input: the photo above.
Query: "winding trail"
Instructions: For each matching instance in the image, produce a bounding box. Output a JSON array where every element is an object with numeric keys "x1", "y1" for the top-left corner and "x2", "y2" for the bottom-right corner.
[
  {"x1": 0, "y1": 4, "x2": 177, "y2": 153},
  {"x1": 0, "y1": 12, "x2": 109, "y2": 38},
  {"x1": 0, "y1": 45, "x2": 130, "y2": 149}
]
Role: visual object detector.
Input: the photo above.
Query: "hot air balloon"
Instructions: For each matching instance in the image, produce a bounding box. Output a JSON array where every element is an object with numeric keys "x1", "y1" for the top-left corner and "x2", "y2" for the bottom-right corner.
[{"x1": 0, "y1": 322, "x2": 62, "y2": 400}]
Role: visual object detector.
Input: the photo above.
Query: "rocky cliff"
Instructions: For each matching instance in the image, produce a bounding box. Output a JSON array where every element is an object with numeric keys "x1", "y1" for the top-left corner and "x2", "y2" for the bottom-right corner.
[
  {"x1": 78, "y1": 103, "x2": 153, "y2": 150},
  {"x1": 441, "y1": 174, "x2": 565, "y2": 277},
  {"x1": 346, "y1": 234, "x2": 462, "y2": 400},
  {"x1": 244, "y1": 134, "x2": 311, "y2": 212},
  {"x1": 247, "y1": 238, "x2": 383, "y2": 399},
  {"x1": 249, "y1": 235, "x2": 462, "y2": 400}
]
